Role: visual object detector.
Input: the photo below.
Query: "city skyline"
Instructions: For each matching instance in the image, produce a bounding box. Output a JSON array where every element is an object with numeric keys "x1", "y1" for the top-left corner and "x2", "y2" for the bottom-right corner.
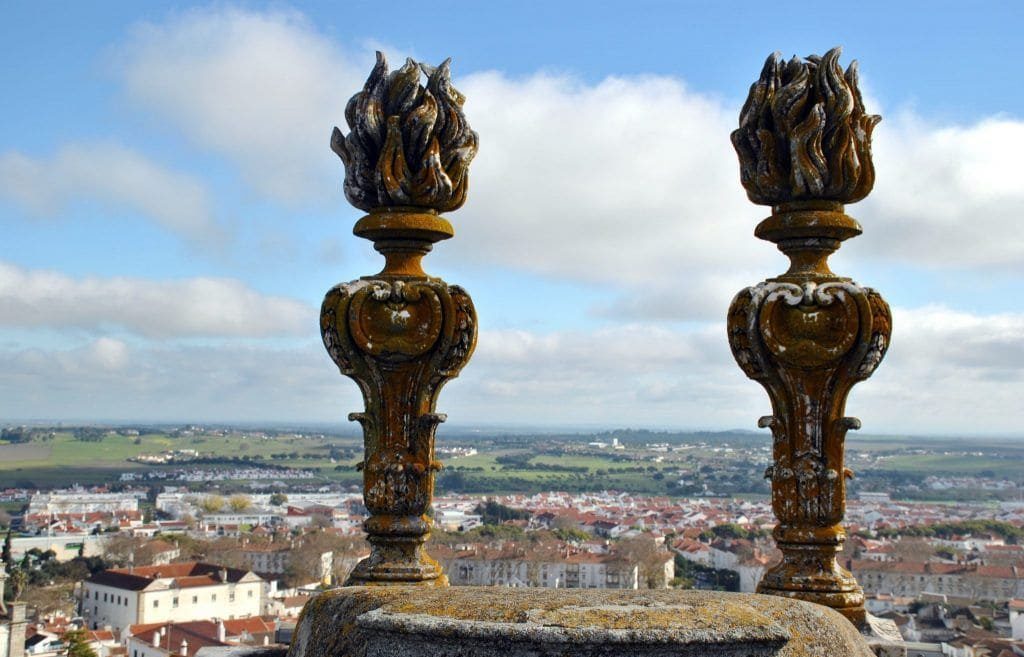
[{"x1": 1, "y1": 2, "x2": 1023, "y2": 434}]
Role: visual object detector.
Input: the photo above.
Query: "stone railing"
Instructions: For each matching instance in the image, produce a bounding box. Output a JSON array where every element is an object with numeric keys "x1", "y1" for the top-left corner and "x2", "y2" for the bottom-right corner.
[{"x1": 290, "y1": 49, "x2": 899, "y2": 657}]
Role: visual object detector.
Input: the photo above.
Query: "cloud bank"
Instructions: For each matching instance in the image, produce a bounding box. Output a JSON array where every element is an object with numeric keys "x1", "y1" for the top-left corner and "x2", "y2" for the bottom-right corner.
[
  {"x1": 0, "y1": 143, "x2": 222, "y2": 244},
  {"x1": 2, "y1": 306, "x2": 1022, "y2": 434},
  {"x1": 2, "y1": 7, "x2": 1021, "y2": 434},
  {"x1": 0, "y1": 261, "x2": 312, "y2": 338}
]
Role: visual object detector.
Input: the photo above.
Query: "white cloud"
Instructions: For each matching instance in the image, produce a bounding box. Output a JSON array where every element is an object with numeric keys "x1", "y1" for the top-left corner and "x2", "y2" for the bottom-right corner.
[
  {"x1": 117, "y1": 7, "x2": 366, "y2": 203},
  {"x1": 461, "y1": 305, "x2": 1024, "y2": 435},
  {"x1": 443, "y1": 71, "x2": 773, "y2": 321},
  {"x1": 0, "y1": 339, "x2": 354, "y2": 423},
  {"x1": 851, "y1": 306, "x2": 1024, "y2": 435},
  {"x1": 0, "y1": 261, "x2": 313, "y2": 338},
  {"x1": 3, "y1": 306, "x2": 1020, "y2": 433},
  {"x1": 111, "y1": 8, "x2": 775, "y2": 321},
  {"x1": 853, "y1": 115, "x2": 1024, "y2": 269},
  {"x1": 0, "y1": 143, "x2": 222, "y2": 244},
  {"x1": 47, "y1": 7, "x2": 1017, "y2": 431},
  {"x1": 112, "y1": 8, "x2": 1024, "y2": 320}
]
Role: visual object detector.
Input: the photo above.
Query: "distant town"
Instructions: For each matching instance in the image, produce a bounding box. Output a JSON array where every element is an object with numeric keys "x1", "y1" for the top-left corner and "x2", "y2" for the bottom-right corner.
[{"x1": 1, "y1": 423, "x2": 1023, "y2": 657}]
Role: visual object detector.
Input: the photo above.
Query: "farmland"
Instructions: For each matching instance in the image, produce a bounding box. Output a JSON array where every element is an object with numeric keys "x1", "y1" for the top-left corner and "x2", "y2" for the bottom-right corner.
[{"x1": 0, "y1": 425, "x2": 1021, "y2": 502}]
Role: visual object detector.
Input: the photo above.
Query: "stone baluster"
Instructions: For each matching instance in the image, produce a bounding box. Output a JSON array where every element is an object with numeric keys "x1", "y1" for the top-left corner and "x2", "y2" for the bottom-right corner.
[
  {"x1": 727, "y1": 47, "x2": 892, "y2": 625},
  {"x1": 322, "y1": 52, "x2": 479, "y2": 586}
]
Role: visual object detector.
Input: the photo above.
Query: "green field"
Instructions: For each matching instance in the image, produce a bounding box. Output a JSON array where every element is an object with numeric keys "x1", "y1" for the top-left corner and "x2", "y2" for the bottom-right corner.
[
  {"x1": 876, "y1": 453, "x2": 1023, "y2": 477},
  {"x1": 0, "y1": 428, "x2": 1020, "y2": 496},
  {"x1": 0, "y1": 431, "x2": 364, "y2": 488}
]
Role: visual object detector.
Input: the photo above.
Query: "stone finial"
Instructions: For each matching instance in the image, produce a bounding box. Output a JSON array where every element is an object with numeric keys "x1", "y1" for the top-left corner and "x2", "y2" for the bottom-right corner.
[
  {"x1": 331, "y1": 52, "x2": 479, "y2": 213},
  {"x1": 727, "y1": 48, "x2": 891, "y2": 627},
  {"x1": 321, "y1": 53, "x2": 478, "y2": 587},
  {"x1": 731, "y1": 47, "x2": 880, "y2": 206}
]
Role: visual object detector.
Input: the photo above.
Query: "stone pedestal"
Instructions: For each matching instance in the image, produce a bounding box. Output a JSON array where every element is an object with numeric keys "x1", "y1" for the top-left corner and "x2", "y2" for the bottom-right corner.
[{"x1": 288, "y1": 588, "x2": 873, "y2": 657}]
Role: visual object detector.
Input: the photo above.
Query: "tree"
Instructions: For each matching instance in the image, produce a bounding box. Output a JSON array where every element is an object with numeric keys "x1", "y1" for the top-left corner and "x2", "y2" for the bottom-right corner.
[
  {"x1": 100, "y1": 535, "x2": 149, "y2": 567},
  {"x1": 228, "y1": 495, "x2": 252, "y2": 512},
  {"x1": 309, "y1": 513, "x2": 333, "y2": 529},
  {"x1": 199, "y1": 495, "x2": 225, "y2": 514},
  {"x1": 473, "y1": 500, "x2": 530, "y2": 525},
  {"x1": 9, "y1": 567, "x2": 26, "y2": 601},
  {"x1": 2, "y1": 528, "x2": 12, "y2": 572},
  {"x1": 282, "y1": 533, "x2": 362, "y2": 588},
  {"x1": 200, "y1": 538, "x2": 247, "y2": 570},
  {"x1": 63, "y1": 628, "x2": 98, "y2": 657},
  {"x1": 269, "y1": 493, "x2": 288, "y2": 507},
  {"x1": 617, "y1": 536, "x2": 672, "y2": 589}
]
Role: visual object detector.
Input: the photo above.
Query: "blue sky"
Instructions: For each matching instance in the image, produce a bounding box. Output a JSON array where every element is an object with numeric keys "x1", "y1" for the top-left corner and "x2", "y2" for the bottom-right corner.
[{"x1": 1, "y1": 2, "x2": 1022, "y2": 435}]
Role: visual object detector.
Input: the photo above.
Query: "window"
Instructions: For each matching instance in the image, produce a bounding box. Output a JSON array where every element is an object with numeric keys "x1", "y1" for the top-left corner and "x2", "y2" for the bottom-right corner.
[
  {"x1": 247, "y1": 590, "x2": 253, "y2": 598},
  {"x1": 103, "y1": 593, "x2": 108, "y2": 602},
  {"x1": 153, "y1": 600, "x2": 159, "y2": 608},
  {"x1": 85, "y1": 591, "x2": 90, "y2": 599},
  {"x1": 172, "y1": 597, "x2": 179, "y2": 608},
  {"x1": 192, "y1": 596, "x2": 198, "y2": 604},
  {"x1": 229, "y1": 593, "x2": 235, "y2": 602},
  {"x1": 211, "y1": 594, "x2": 217, "y2": 602}
]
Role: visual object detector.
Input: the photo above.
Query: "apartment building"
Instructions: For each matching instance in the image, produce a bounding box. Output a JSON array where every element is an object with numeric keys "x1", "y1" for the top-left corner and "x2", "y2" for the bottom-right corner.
[
  {"x1": 435, "y1": 544, "x2": 648, "y2": 589},
  {"x1": 28, "y1": 492, "x2": 140, "y2": 516},
  {"x1": 852, "y1": 560, "x2": 1024, "y2": 601},
  {"x1": 81, "y1": 563, "x2": 263, "y2": 633}
]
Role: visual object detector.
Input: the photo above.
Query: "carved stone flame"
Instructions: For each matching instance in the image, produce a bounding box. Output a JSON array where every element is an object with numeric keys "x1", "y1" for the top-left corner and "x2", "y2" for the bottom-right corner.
[
  {"x1": 731, "y1": 47, "x2": 880, "y2": 206},
  {"x1": 331, "y1": 52, "x2": 479, "y2": 213}
]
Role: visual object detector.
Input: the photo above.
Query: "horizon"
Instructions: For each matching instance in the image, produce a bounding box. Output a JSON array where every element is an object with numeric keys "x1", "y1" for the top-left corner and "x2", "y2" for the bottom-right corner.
[
  {"x1": 2, "y1": 2, "x2": 1023, "y2": 435},
  {"x1": 3, "y1": 418, "x2": 1023, "y2": 442}
]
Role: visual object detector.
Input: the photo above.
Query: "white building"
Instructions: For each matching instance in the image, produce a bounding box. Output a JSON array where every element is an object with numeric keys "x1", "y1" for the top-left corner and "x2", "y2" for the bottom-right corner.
[
  {"x1": 82, "y1": 563, "x2": 263, "y2": 633},
  {"x1": 29, "y1": 492, "x2": 139, "y2": 515},
  {"x1": 10, "y1": 535, "x2": 108, "y2": 562},
  {"x1": 125, "y1": 618, "x2": 276, "y2": 657},
  {"x1": 238, "y1": 545, "x2": 333, "y2": 584},
  {"x1": 437, "y1": 545, "x2": 648, "y2": 589},
  {"x1": 1010, "y1": 599, "x2": 1024, "y2": 641}
]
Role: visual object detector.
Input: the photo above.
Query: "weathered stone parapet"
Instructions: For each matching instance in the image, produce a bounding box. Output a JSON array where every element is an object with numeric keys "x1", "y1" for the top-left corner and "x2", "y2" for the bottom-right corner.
[{"x1": 287, "y1": 587, "x2": 874, "y2": 657}]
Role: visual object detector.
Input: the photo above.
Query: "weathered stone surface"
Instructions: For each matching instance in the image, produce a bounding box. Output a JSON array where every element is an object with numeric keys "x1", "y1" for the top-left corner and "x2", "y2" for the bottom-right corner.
[{"x1": 288, "y1": 587, "x2": 873, "y2": 657}]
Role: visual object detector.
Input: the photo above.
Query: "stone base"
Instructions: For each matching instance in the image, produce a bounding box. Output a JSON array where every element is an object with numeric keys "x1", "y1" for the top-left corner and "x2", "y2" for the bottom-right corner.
[{"x1": 288, "y1": 587, "x2": 873, "y2": 657}]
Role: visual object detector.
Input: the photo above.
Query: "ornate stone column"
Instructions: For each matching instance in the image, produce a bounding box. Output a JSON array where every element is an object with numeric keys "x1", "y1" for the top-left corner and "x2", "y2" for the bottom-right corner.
[
  {"x1": 322, "y1": 53, "x2": 478, "y2": 586},
  {"x1": 727, "y1": 48, "x2": 892, "y2": 625}
]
